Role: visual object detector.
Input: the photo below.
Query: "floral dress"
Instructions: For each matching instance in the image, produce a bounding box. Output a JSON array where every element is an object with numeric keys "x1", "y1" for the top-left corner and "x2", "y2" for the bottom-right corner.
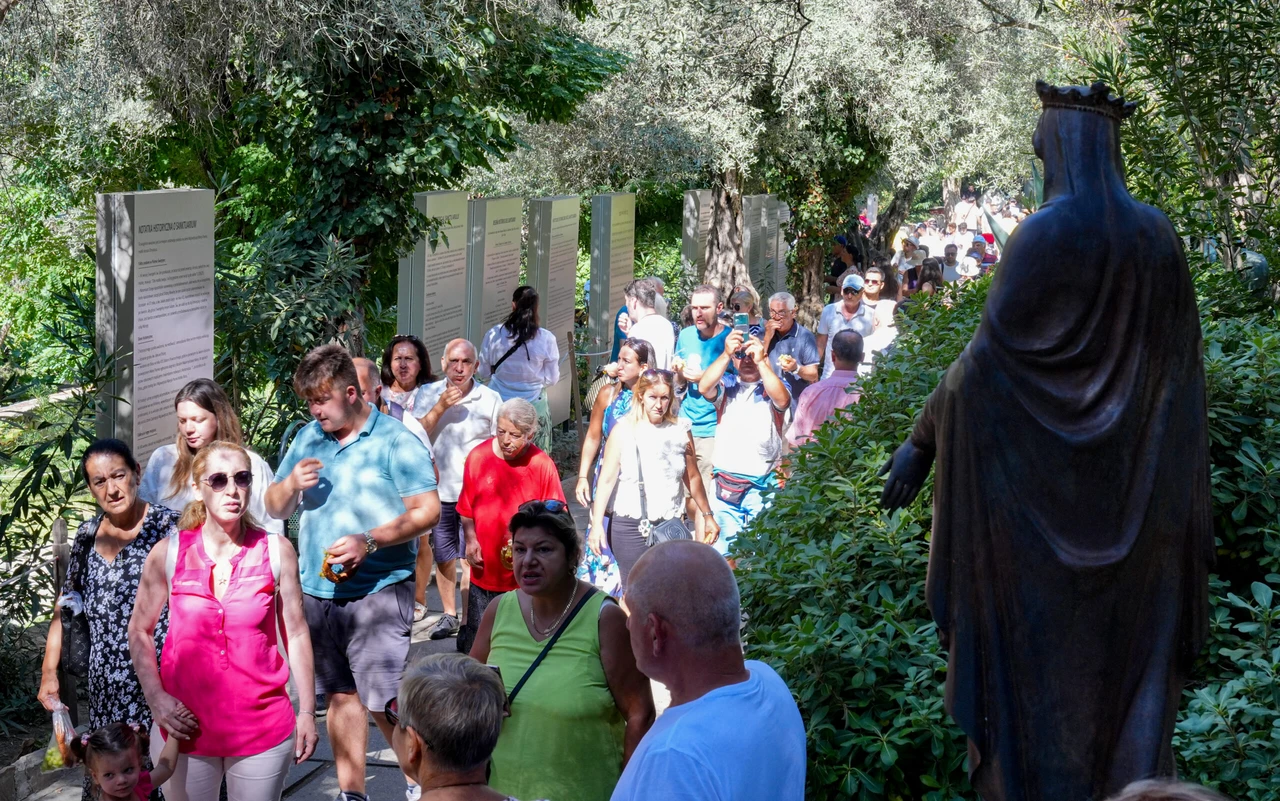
[
  {"x1": 65, "y1": 505, "x2": 179, "y2": 800},
  {"x1": 576, "y1": 385, "x2": 632, "y2": 596}
]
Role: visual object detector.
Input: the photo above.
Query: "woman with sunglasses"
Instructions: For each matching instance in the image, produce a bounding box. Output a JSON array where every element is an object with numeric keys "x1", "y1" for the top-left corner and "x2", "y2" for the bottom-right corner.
[
  {"x1": 470, "y1": 500, "x2": 654, "y2": 801},
  {"x1": 574, "y1": 338, "x2": 655, "y2": 594},
  {"x1": 39, "y1": 439, "x2": 182, "y2": 801},
  {"x1": 129, "y1": 442, "x2": 318, "y2": 801},
  {"x1": 457, "y1": 399, "x2": 566, "y2": 655},
  {"x1": 380, "y1": 335, "x2": 438, "y2": 414},
  {"x1": 588, "y1": 370, "x2": 718, "y2": 591},
  {"x1": 139, "y1": 378, "x2": 282, "y2": 534}
]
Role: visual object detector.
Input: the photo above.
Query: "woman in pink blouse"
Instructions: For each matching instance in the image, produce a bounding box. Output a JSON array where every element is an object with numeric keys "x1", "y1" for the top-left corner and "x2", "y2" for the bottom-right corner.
[{"x1": 129, "y1": 442, "x2": 317, "y2": 801}]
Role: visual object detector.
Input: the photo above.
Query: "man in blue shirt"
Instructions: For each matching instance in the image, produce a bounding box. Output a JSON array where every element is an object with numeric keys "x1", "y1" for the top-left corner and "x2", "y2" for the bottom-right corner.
[
  {"x1": 762, "y1": 291, "x2": 821, "y2": 400},
  {"x1": 673, "y1": 284, "x2": 729, "y2": 532},
  {"x1": 267, "y1": 344, "x2": 440, "y2": 801},
  {"x1": 614, "y1": 540, "x2": 806, "y2": 801}
]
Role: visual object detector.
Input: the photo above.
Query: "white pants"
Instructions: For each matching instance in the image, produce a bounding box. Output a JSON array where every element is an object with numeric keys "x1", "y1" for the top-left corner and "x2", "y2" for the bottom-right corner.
[{"x1": 152, "y1": 729, "x2": 294, "y2": 801}]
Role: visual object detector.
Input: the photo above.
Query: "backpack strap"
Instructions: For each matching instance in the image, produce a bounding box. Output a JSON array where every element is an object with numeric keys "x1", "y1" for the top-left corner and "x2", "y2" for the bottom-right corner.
[{"x1": 387, "y1": 400, "x2": 405, "y2": 422}]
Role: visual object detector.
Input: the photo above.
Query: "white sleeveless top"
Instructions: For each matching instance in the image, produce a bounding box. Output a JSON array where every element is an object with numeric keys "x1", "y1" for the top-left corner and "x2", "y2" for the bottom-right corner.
[{"x1": 610, "y1": 418, "x2": 692, "y2": 521}]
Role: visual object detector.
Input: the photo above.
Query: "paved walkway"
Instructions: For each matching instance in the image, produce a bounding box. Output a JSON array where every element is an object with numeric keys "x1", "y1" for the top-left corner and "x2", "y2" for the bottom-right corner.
[{"x1": 26, "y1": 478, "x2": 669, "y2": 801}]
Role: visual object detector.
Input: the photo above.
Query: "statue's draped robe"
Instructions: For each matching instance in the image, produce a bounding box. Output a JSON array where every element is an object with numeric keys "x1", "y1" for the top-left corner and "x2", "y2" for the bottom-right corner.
[{"x1": 910, "y1": 112, "x2": 1213, "y2": 801}]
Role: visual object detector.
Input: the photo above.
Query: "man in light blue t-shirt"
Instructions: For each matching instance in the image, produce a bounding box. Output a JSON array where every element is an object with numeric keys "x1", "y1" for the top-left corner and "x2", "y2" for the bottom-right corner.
[
  {"x1": 614, "y1": 540, "x2": 806, "y2": 801},
  {"x1": 266, "y1": 344, "x2": 440, "y2": 801},
  {"x1": 674, "y1": 285, "x2": 730, "y2": 531}
]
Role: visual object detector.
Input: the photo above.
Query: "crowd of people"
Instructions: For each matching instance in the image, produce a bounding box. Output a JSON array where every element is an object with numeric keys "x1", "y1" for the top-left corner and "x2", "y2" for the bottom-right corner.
[{"x1": 35, "y1": 207, "x2": 1233, "y2": 801}]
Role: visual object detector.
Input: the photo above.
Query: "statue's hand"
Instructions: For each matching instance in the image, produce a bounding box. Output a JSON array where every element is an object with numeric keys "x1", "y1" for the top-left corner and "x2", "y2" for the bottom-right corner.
[{"x1": 878, "y1": 439, "x2": 935, "y2": 512}]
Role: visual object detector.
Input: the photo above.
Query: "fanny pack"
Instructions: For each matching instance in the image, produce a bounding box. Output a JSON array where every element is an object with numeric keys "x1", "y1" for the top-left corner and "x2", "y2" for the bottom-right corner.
[{"x1": 714, "y1": 472, "x2": 758, "y2": 506}]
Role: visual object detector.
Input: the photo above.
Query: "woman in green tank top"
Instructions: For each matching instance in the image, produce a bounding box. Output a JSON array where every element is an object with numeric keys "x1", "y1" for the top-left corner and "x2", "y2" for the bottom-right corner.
[{"x1": 470, "y1": 499, "x2": 655, "y2": 801}]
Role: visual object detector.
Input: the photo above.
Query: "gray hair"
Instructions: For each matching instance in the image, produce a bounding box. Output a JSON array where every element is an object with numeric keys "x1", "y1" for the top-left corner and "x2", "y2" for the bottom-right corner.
[
  {"x1": 498, "y1": 398, "x2": 539, "y2": 436},
  {"x1": 1104, "y1": 781, "x2": 1230, "y2": 801},
  {"x1": 768, "y1": 292, "x2": 797, "y2": 311},
  {"x1": 398, "y1": 654, "x2": 506, "y2": 773}
]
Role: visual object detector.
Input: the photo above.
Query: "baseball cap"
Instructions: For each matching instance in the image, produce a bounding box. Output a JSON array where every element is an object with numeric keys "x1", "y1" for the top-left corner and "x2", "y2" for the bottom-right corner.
[
  {"x1": 972, "y1": 233, "x2": 986, "y2": 243},
  {"x1": 842, "y1": 273, "x2": 864, "y2": 292},
  {"x1": 834, "y1": 234, "x2": 849, "y2": 247}
]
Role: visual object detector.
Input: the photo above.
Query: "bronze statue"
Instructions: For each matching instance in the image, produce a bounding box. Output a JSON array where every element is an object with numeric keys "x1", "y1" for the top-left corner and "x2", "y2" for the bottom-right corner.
[{"x1": 879, "y1": 82, "x2": 1212, "y2": 801}]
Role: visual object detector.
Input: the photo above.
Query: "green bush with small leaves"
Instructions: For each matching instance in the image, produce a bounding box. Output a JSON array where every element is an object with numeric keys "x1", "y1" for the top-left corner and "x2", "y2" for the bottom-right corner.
[{"x1": 738, "y1": 270, "x2": 1280, "y2": 801}]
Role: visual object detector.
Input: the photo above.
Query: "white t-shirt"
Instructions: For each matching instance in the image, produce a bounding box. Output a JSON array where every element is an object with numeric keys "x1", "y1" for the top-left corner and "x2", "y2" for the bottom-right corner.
[
  {"x1": 817, "y1": 301, "x2": 876, "y2": 380},
  {"x1": 627, "y1": 312, "x2": 675, "y2": 369},
  {"x1": 478, "y1": 326, "x2": 560, "y2": 400},
  {"x1": 710, "y1": 376, "x2": 788, "y2": 479},
  {"x1": 379, "y1": 399, "x2": 435, "y2": 454},
  {"x1": 610, "y1": 417, "x2": 692, "y2": 520},
  {"x1": 139, "y1": 444, "x2": 283, "y2": 534},
  {"x1": 941, "y1": 259, "x2": 962, "y2": 283},
  {"x1": 610, "y1": 661, "x2": 806, "y2": 801},
  {"x1": 412, "y1": 379, "x2": 502, "y2": 503}
]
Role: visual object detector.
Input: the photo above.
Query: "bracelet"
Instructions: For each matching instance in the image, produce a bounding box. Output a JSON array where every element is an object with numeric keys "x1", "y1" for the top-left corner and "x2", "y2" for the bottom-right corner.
[{"x1": 299, "y1": 710, "x2": 316, "y2": 717}]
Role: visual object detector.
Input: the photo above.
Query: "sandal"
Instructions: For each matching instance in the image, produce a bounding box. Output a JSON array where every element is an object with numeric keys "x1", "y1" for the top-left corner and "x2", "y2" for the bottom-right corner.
[{"x1": 413, "y1": 602, "x2": 427, "y2": 622}]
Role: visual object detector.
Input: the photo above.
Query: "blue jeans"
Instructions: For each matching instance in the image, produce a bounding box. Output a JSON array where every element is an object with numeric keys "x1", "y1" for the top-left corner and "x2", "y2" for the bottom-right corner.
[{"x1": 711, "y1": 485, "x2": 770, "y2": 556}]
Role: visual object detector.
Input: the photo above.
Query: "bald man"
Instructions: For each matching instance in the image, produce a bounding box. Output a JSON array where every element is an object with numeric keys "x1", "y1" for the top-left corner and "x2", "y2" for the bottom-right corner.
[
  {"x1": 411, "y1": 338, "x2": 503, "y2": 640},
  {"x1": 613, "y1": 541, "x2": 805, "y2": 801}
]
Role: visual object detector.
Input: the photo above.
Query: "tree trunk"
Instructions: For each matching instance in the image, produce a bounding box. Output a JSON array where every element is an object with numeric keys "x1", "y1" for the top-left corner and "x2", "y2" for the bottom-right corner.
[
  {"x1": 942, "y1": 176, "x2": 961, "y2": 225},
  {"x1": 869, "y1": 181, "x2": 919, "y2": 255},
  {"x1": 702, "y1": 166, "x2": 753, "y2": 298},
  {"x1": 795, "y1": 240, "x2": 827, "y2": 329}
]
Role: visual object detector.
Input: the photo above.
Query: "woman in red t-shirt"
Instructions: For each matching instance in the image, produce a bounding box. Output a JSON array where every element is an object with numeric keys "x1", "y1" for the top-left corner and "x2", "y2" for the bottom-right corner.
[{"x1": 457, "y1": 398, "x2": 565, "y2": 654}]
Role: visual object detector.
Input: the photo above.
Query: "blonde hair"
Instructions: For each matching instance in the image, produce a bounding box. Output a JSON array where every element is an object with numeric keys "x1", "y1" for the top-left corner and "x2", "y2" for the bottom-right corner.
[
  {"x1": 178, "y1": 442, "x2": 262, "y2": 532},
  {"x1": 631, "y1": 370, "x2": 678, "y2": 424},
  {"x1": 167, "y1": 379, "x2": 244, "y2": 498}
]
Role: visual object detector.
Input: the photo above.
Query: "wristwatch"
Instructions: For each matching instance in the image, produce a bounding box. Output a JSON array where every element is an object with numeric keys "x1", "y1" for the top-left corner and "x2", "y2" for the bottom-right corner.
[{"x1": 362, "y1": 531, "x2": 378, "y2": 554}]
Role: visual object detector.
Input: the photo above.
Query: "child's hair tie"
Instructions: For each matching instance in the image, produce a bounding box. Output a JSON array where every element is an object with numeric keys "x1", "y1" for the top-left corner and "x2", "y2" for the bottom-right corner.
[
  {"x1": 80, "y1": 733, "x2": 90, "y2": 745},
  {"x1": 128, "y1": 722, "x2": 140, "y2": 732}
]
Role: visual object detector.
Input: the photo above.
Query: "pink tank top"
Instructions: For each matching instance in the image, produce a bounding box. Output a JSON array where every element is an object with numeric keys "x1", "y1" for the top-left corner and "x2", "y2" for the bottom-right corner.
[{"x1": 160, "y1": 528, "x2": 293, "y2": 756}]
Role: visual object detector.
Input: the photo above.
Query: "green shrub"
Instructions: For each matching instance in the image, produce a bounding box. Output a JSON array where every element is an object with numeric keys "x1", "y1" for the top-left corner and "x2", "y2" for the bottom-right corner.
[{"x1": 739, "y1": 271, "x2": 1280, "y2": 801}]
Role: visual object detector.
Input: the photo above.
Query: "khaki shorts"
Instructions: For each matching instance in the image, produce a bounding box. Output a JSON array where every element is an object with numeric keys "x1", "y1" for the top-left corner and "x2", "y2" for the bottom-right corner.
[{"x1": 693, "y1": 436, "x2": 715, "y2": 497}]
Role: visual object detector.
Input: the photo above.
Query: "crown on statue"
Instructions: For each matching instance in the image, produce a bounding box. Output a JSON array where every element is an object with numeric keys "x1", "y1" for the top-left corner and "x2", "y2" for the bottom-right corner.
[{"x1": 1036, "y1": 80, "x2": 1136, "y2": 122}]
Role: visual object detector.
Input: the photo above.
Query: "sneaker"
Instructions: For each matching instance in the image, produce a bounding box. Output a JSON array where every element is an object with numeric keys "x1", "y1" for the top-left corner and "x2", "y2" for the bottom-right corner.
[
  {"x1": 337, "y1": 792, "x2": 369, "y2": 801},
  {"x1": 405, "y1": 784, "x2": 421, "y2": 801},
  {"x1": 426, "y1": 613, "x2": 459, "y2": 640}
]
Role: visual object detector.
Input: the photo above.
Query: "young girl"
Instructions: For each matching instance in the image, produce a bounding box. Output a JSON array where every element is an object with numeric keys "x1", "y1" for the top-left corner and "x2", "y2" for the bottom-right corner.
[{"x1": 71, "y1": 722, "x2": 180, "y2": 801}]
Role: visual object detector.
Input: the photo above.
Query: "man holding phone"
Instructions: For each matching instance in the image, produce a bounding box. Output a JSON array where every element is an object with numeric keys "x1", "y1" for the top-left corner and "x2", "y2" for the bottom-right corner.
[{"x1": 673, "y1": 285, "x2": 729, "y2": 533}]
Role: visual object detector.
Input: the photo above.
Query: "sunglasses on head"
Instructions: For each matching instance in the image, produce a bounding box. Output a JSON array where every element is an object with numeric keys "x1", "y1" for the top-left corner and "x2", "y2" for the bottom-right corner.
[
  {"x1": 203, "y1": 471, "x2": 252, "y2": 492},
  {"x1": 640, "y1": 368, "x2": 674, "y2": 381},
  {"x1": 517, "y1": 499, "x2": 569, "y2": 516}
]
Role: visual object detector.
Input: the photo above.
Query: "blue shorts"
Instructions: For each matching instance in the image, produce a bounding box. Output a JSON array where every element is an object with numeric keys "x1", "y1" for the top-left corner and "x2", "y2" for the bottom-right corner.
[{"x1": 430, "y1": 501, "x2": 464, "y2": 563}]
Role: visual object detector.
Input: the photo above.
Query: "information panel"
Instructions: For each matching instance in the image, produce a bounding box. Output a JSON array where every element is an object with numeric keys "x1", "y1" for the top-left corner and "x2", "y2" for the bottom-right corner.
[
  {"x1": 587, "y1": 193, "x2": 635, "y2": 369},
  {"x1": 464, "y1": 196, "x2": 524, "y2": 346},
  {"x1": 742, "y1": 194, "x2": 767, "y2": 290},
  {"x1": 397, "y1": 191, "x2": 470, "y2": 361},
  {"x1": 762, "y1": 196, "x2": 781, "y2": 296},
  {"x1": 681, "y1": 190, "x2": 712, "y2": 276},
  {"x1": 96, "y1": 189, "x2": 215, "y2": 467},
  {"x1": 528, "y1": 196, "x2": 580, "y2": 425}
]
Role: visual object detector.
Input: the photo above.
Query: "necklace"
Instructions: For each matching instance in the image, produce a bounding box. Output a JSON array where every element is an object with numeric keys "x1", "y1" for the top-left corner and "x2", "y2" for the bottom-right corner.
[{"x1": 528, "y1": 585, "x2": 577, "y2": 636}]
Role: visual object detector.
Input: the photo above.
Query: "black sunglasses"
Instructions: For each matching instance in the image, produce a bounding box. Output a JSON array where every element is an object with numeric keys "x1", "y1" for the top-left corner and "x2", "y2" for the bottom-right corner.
[
  {"x1": 203, "y1": 471, "x2": 252, "y2": 492},
  {"x1": 518, "y1": 499, "x2": 569, "y2": 516}
]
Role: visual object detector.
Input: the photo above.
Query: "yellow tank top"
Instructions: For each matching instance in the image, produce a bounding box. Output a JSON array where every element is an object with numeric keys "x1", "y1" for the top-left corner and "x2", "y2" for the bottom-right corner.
[{"x1": 487, "y1": 590, "x2": 625, "y2": 801}]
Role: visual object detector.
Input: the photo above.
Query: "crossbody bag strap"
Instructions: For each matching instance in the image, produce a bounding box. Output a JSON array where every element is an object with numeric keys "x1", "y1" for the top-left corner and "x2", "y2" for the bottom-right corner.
[
  {"x1": 634, "y1": 438, "x2": 649, "y2": 523},
  {"x1": 165, "y1": 529, "x2": 180, "y2": 591},
  {"x1": 491, "y1": 336, "x2": 530, "y2": 373},
  {"x1": 507, "y1": 588, "x2": 598, "y2": 706}
]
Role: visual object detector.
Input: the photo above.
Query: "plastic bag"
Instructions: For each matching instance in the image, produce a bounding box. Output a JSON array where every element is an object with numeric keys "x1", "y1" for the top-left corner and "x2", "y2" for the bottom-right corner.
[{"x1": 41, "y1": 703, "x2": 76, "y2": 771}]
